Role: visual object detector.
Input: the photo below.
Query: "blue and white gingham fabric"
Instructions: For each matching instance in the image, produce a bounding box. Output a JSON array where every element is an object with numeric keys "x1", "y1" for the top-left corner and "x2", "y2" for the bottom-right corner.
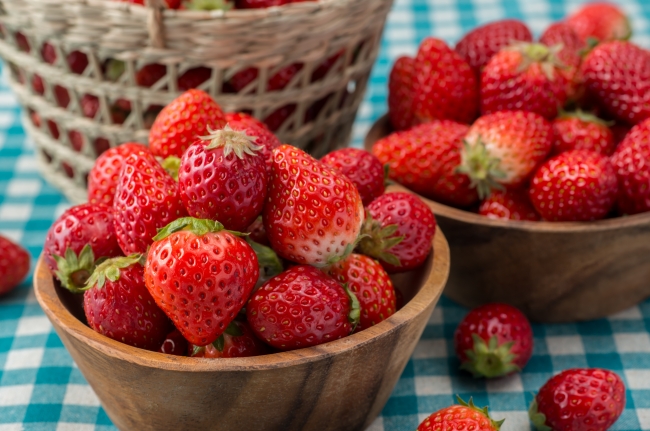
[{"x1": 1, "y1": 1, "x2": 650, "y2": 430}]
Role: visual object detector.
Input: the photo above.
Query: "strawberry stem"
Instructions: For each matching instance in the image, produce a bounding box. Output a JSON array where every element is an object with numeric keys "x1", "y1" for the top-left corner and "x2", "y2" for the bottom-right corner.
[
  {"x1": 201, "y1": 124, "x2": 263, "y2": 159},
  {"x1": 460, "y1": 334, "x2": 521, "y2": 378},
  {"x1": 357, "y1": 212, "x2": 404, "y2": 267},
  {"x1": 84, "y1": 254, "x2": 145, "y2": 291},
  {"x1": 53, "y1": 245, "x2": 98, "y2": 294}
]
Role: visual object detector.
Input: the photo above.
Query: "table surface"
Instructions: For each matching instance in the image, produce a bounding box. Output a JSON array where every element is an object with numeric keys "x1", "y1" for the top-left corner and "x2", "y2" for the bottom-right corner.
[{"x1": 2, "y1": 0, "x2": 650, "y2": 430}]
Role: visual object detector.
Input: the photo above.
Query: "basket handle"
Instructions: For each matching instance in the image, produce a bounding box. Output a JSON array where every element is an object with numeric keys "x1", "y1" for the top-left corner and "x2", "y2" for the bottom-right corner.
[{"x1": 144, "y1": 0, "x2": 166, "y2": 49}]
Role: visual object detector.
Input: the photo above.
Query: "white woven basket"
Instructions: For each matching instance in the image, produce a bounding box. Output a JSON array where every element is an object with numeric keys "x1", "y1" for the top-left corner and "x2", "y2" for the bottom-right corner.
[{"x1": 0, "y1": 0, "x2": 393, "y2": 203}]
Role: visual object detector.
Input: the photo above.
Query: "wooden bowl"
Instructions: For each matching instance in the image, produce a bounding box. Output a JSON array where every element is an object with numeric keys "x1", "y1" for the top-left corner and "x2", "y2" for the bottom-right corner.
[
  {"x1": 366, "y1": 114, "x2": 650, "y2": 323},
  {"x1": 34, "y1": 228, "x2": 450, "y2": 431}
]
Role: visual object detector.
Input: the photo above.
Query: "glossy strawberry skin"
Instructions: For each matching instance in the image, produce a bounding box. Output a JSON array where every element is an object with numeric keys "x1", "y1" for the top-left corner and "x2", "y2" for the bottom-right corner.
[
  {"x1": 455, "y1": 19, "x2": 533, "y2": 74},
  {"x1": 84, "y1": 263, "x2": 172, "y2": 351},
  {"x1": 159, "y1": 329, "x2": 189, "y2": 356},
  {"x1": 0, "y1": 236, "x2": 30, "y2": 296},
  {"x1": 553, "y1": 116, "x2": 615, "y2": 156},
  {"x1": 372, "y1": 121, "x2": 478, "y2": 207},
  {"x1": 532, "y1": 368, "x2": 626, "y2": 431},
  {"x1": 581, "y1": 41, "x2": 650, "y2": 125},
  {"x1": 223, "y1": 112, "x2": 281, "y2": 175},
  {"x1": 418, "y1": 405, "x2": 501, "y2": 431},
  {"x1": 454, "y1": 303, "x2": 533, "y2": 372},
  {"x1": 179, "y1": 141, "x2": 268, "y2": 232},
  {"x1": 113, "y1": 151, "x2": 187, "y2": 255},
  {"x1": 539, "y1": 22, "x2": 584, "y2": 98},
  {"x1": 388, "y1": 56, "x2": 417, "y2": 131},
  {"x1": 529, "y1": 150, "x2": 618, "y2": 221},
  {"x1": 190, "y1": 321, "x2": 269, "y2": 358},
  {"x1": 479, "y1": 189, "x2": 540, "y2": 221},
  {"x1": 321, "y1": 148, "x2": 385, "y2": 206},
  {"x1": 263, "y1": 145, "x2": 364, "y2": 267},
  {"x1": 247, "y1": 265, "x2": 354, "y2": 350},
  {"x1": 326, "y1": 254, "x2": 396, "y2": 332},
  {"x1": 149, "y1": 89, "x2": 227, "y2": 158},
  {"x1": 567, "y1": 2, "x2": 631, "y2": 43},
  {"x1": 611, "y1": 119, "x2": 650, "y2": 214},
  {"x1": 87, "y1": 143, "x2": 149, "y2": 205},
  {"x1": 145, "y1": 230, "x2": 259, "y2": 346},
  {"x1": 44, "y1": 204, "x2": 122, "y2": 276}
]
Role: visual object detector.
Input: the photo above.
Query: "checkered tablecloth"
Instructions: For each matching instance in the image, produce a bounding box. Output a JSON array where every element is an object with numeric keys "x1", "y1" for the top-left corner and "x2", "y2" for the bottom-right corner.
[{"x1": 1, "y1": 0, "x2": 650, "y2": 430}]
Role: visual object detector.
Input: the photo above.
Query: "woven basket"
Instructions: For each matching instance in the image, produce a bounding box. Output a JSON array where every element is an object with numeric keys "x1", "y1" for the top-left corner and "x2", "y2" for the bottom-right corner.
[{"x1": 0, "y1": 0, "x2": 393, "y2": 203}]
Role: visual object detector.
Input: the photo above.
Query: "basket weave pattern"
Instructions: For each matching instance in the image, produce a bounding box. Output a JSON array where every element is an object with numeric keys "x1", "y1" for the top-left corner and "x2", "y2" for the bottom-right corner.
[{"x1": 0, "y1": 0, "x2": 393, "y2": 203}]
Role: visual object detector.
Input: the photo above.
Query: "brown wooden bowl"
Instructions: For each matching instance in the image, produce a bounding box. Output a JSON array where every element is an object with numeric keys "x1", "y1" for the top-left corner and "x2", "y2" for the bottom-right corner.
[
  {"x1": 366, "y1": 114, "x2": 650, "y2": 323},
  {"x1": 34, "y1": 228, "x2": 450, "y2": 431}
]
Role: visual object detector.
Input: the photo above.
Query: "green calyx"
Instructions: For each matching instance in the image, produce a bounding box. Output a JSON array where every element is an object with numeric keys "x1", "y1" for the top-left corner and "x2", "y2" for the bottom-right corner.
[
  {"x1": 528, "y1": 399, "x2": 551, "y2": 431},
  {"x1": 383, "y1": 164, "x2": 394, "y2": 187},
  {"x1": 154, "y1": 217, "x2": 244, "y2": 241},
  {"x1": 343, "y1": 283, "x2": 361, "y2": 331},
  {"x1": 457, "y1": 396, "x2": 505, "y2": 430},
  {"x1": 357, "y1": 212, "x2": 404, "y2": 268},
  {"x1": 245, "y1": 237, "x2": 284, "y2": 289},
  {"x1": 557, "y1": 108, "x2": 614, "y2": 127},
  {"x1": 212, "y1": 322, "x2": 244, "y2": 352},
  {"x1": 105, "y1": 59, "x2": 125, "y2": 82},
  {"x1": 507, "y1": 41, "x2": 566, "y2": 80},
  {"x1": 84, "y1": 254, "x2": 145, "y2": 291},
  {"x1": 201, "y1": 124, "x2": 263, "y2": 159},
  {"x1": 456, "y1": 137, "x2": 506, "y2": 200},
  {"x1": 53, "y1": 245, "x2": 98, "y2": 294},
  {"x1": 461, "y1": 334, "x2": 520, "y2": 379},
  {"x1": 161, "y1": 156, "x2": 181, "y2": 181},
  {"x1": 185, "y1": 0, "x2": 233, "y2": 10}
]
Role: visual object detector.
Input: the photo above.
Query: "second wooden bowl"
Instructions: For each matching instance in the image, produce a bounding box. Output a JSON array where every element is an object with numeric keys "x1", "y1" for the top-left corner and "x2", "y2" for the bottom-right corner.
[
  {"x1": 366, "y1": 114, "x2": 650, "y2": 323},
  {"x1": 34, "y1": 229, "x2": 450, "y2": 431}
]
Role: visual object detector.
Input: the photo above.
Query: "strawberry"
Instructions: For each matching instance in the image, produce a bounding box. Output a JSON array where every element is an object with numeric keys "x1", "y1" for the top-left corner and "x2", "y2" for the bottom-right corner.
[
  {"x1": 418, "y1": 397, "x2": 504, "y2": 431},
  {"x1": 0, "y1": 236, "x2": 30, "y2": 296},
  {"x1": 144, "y1": 218, "x2": 259, "y2": 346},
  {"x1": 190, "y1": 320, "x2": 269, "y2": 358},
  {"x1": 460, "y1": 111, "x2": 554, "y2": 197},
  {"x1": 480, "y1": 42, "x2": 569, "y2": 120},
  {"x1": 372, "y1": 121, "x2": 479, "y2": 207},
  {"x1": 539, "y1": 22, "x2": 584, "y2": 99},
  {"x1": 321, "y1": 148, "x2": 385, "y2": 206},
  {"x1": 263, "y1": 105, "x2": 296, "y2": 132},
  {"x1": 246, "y1": 265, "x2": 359, "y2": 350},
  {"x1": 529, "y1": 368, "x2": 626, "y2": 431},
  {"x1": 455, "y1": 303, "x2": 533, "y2": 378},
  {"x1": 32, "y1": 74, "x2": 44, "y2": 95},
  {"x1": 567, "y1": 2, "x2": 631, "y2": 44},
  {"x1": 149, "y1": 89, "x2": 227, "y2": 158},
  {"x1": 455, "y1": 19, "x2": 533, "y2": 74},
  {"x1": 113, "y1": 150, "x2": 187, "y2": 254},
  {"x1": 359, "y1": 192, "x2": 436, "y2": 273},
  {"x1": 159, "y1": 329, "x2": 189, "y2": 356},
  {"x1": 44, "y1": 204, "x2": 122, "y2": 292},
  {"x1": 553, "y1": 110, "x2": 615, "y2": 156},
  {"x1": 41, "y1": 42, "x2": 89, "y2": 74},
  {"x1": 325, "y1": 253, "x2": 396, "y2": 332},
  {"x1": 227, "y1": 63, "x2": 302, "y2": 94},
  {"x1": 178, "y1": 125, "x2": 268, "y2": 232},
  {"x1": 234, "y1": 0, "x2": 291, "y2": 8},
  {"x1": 263, "y1": 145, "x2": 364, "y2": 267},
  {"x1": 529, "y1": 150, "x2": 618, "y2": 221},
  {"x1": 223, "y1": 111, "x2": 281, "y2": 174},
  {"x1": 387, "y1": 56, "x2": 417, "y2": 131},
  {"x1": 479, "y1": 189, "x2": 540, "y2": 221},
  {"x1": 15, "y1": 32, "x2": 30, "y2": 52},
  {"x1": 178, "y1": 67, "x2": 213, "y2": 91},
  {"x1": 83, "y1": 254, "x2": 172, "y2": 351},
  {"x1": 611, "y1": 118, "x2": 650, "y2": 214},
  {"x1": 580, "y1": 41, "x2": 650, "y2": 125},
  {"x1": 136, "y1": 63, "x2": 167, "y2": 87},
  {"x1": 87, "y1": 143, "x2": 149, "y2": 205}
]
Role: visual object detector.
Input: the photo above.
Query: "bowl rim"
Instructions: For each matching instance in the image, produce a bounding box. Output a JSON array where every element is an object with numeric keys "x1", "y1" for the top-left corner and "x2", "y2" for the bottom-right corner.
[
  {"x1": 365, "y1": 114, "x2": 650, "y2": 233},
  {"x1": 34, "y1": 227, "x2": 450, "y2": 373}
]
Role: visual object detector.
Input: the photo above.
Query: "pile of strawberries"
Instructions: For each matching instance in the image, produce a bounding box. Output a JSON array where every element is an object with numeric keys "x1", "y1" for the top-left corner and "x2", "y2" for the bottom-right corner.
[
  {"x1": 42, "y1": 88, "x2": 436, "y2": 357},
  {"x1": 376, "y1": 2, "x2": 650, "y2": 222}
]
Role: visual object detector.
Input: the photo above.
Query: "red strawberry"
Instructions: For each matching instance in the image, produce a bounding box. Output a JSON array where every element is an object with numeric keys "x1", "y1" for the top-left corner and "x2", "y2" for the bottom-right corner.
[
  {"x1": 455, "y1": 19, "x2": 533, "y2": 74},
  {"x1": 539, "y1": 22, "x2": 584, "y2": 98},
  {"x1": 387, "y1": 56, "x2": 417, "y2": 131},
  {"x1": 359, "y1": 192, "x2": 436, "y2": 273},
  {"x1": 144, "y1": 218, "x2": 259, "y2": 346},
  {"x1": 0, "y1": 236, "x2": 30, "y2": 296},
  {"x1": 136, "y1": 63, "x2": 167, "y2": 87},
  {"x1": 460, "y1": 111, "x2": 554, "y2": 197},
  {"x1": 32, "y1": 74, "x2": 45, "y2": 95},
  {"x1": 455, "y1": 303, "x2": 533, "y2": 378},
  {"x1": 44, "y1": 204, "x2": 122, "y2": 292},
  {"x1": 178, "y1": 125, "x2": 268, "y2": 232},
  {"x1": 567, "y1": 2, "x2": 631, "y2": 44},
  {"x1": 553, "y1": 110, "x2": 615, "y2": 155},
  {"x1": 225, "y1": 112, "x2": 267, "y2": 130},
  {"x1": 529, "y1": 150, "x2": 618, "y2": 221},
  {"x1": 412, "y1": 38, "x2": 478, "y2": 125},
  {"x1": 159, "y1": 329, "x2": 189, "y2": 356},
  {"x1": 612, "y1": 118, "x2": 650, "y2": 214},
  {"x1": 418, "y1": 397, "x2": 504, "y2": 431},
  {"x1": 247, "y1": 265, "x2": 359, "y2": 350},
  {"x1": 15, "y1": 32, "x2": 30, "y2": 52},
  {"x1": 178, "y1": 67, "x2": 212, "y2": 91},
  {"x1": 479, "y1": 189, "x2": 540, "y2": 221},
  {"x1": 581, "y1": 41, "x2": 650, "y2": 125},
  {"x1": 223, "y1": 112, "x2": 281, "y2": 174},
  {"x1": 83, "y1": 255, "x2": 172, "y2": 351},
  {"x1": 263, "y1": 145, "x2": 364, "y2": 267},
  {"x1": 190, "y1": 320, "x2": 269, "y2": 358},
  {"x1": 41, "y1": 42, "x2": 88, "y2": 74},
  {"x1": 372, "y1": 121, "x2": 478, "y2": 207},
  {"x1": 263, "y1": 105, "x2": 295, "y2": 132},
  {"x1": 227, "y1": 63, "x2": 302, "y2": 94},
  {"x1": 88, "y1": 143, "x2": 149, "y2": 205},
  {"x1": 113, "y1": 150, "x2": 187, "y2": 254},
  {"x1": 480, "y1": 43, "x2": 569, "y2": 120},
  {"x1": 149, "y1": 89, "x2": 227, "y2": 158},
  {"x1": 325, "y1": 253, "x2": 396, "y2": 332},
  {"x1": 529, "y1": 368, "x2": 626, "y2": 431},
  {"x1": 234, "y1": 0, "x2": 291, "y2": 8},
  {"x1": 321, "y1": 148, "x2": 385, "y2": 206}
]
